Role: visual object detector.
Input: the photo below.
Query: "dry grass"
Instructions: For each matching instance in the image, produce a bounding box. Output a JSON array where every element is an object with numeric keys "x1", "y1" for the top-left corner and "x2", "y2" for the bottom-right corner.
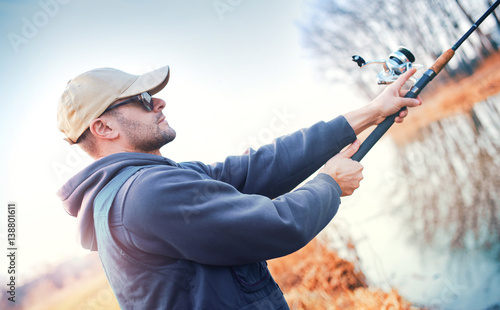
[
  {"x1": 27, "y1": 238, "x2": 417, "y2": 310},
  {"x1": 46, "y1": 275, "x2": 120, "y2": 310},
  {"x1": 27, "y1": 254, "x2": 120, "y2": 310},
  {"x1": 268, "y1": 238, "x2": 417, "y2": 310}
]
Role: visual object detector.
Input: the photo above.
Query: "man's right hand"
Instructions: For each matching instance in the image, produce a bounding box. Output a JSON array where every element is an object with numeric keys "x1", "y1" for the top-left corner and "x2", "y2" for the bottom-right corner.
[{"x1": 318, "y1": 139, "x2": 364, "y2": 197}]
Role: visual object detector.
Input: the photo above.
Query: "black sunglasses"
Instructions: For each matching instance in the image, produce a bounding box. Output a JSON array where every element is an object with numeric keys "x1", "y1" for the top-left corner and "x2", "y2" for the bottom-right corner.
[{"x1": 104, "y1": 92, "x2": 153, "y2": 113}]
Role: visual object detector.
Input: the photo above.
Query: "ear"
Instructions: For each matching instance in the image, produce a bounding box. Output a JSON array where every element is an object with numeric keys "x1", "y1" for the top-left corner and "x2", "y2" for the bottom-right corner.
[{"x1": 88, "y1": 117, "x2": 119, "y2": 141}]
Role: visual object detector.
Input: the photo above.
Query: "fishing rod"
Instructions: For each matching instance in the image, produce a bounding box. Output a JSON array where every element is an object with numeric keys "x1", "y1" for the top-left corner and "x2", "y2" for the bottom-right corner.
[{"x1": 350, "y1": 0, "x2": 500, "y2": 162}]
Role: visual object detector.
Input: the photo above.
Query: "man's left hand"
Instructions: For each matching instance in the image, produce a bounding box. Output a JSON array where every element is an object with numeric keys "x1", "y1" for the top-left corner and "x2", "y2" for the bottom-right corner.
[{"x1": 369, "y1": 68, "x2": 423, "y2": 125}]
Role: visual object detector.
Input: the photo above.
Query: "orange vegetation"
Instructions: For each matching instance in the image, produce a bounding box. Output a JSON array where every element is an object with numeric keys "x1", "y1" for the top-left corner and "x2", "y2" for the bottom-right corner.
[
  {"x1": 27, "y1": 238, "x2": 420, "y2": 310},
  {"x1": 268, "y1": 238, "x2": 417, "y2": 309},
  {"x1": 390, "y1": 52, "x2": 500, "y2": 144}
]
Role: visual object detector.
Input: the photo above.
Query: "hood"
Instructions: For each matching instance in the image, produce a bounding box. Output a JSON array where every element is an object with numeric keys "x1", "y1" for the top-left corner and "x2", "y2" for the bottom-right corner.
[{"x1": 57, "y1": 152, "x2": 177, "y2": 251}]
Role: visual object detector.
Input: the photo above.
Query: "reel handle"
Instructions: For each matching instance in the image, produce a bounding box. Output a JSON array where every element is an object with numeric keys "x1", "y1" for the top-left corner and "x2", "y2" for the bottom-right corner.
[{"x1": 353, "y1": 47, "x2": 420, "y2": 85}]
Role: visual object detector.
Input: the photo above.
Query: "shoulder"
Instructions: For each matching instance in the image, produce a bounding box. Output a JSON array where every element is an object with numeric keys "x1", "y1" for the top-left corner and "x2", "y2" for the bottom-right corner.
[
  {"x1": 118, "y1": 165, "x2": 205, "y2": 228},
  {"x1": 128, "y1": 164, "x2": 208, "y2": 193},
  {"x1": 120, "y1": 163, "x2": 227, "y2": 211}
]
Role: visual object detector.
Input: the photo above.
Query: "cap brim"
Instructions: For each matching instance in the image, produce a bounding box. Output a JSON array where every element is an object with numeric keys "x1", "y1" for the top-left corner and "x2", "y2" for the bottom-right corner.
[{"x1": 119, "y1": 66, "x2": 170, "y2": 99}]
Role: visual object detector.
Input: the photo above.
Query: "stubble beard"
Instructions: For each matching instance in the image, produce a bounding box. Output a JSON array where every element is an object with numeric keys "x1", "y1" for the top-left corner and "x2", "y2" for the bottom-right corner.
[{"x1": 116, "y1": 113, "x2": 176, "y2": 154}]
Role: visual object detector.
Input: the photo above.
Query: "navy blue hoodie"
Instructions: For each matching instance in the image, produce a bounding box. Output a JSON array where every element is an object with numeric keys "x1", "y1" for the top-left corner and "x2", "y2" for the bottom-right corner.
[{"x1": 57, "y1": 116, "x2": 356, "y2": 309}]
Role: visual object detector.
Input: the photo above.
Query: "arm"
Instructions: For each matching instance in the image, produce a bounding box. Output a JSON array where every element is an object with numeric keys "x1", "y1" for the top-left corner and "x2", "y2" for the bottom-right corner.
[
  {"x1": 121, "y1": 167, "x2": 343, "y2": 266},
  {"x1": 343, "y1": 68, "x2": 422, "y2": 135},
  {"x1": 182, "y1": 116, "x2": 356, "y2": 198}
]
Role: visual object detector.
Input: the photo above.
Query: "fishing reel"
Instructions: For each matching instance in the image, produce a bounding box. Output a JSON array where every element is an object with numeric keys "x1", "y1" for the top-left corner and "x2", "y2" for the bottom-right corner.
[{"x1": 352, "y1": 47, "x2": 422, "y2": 84}]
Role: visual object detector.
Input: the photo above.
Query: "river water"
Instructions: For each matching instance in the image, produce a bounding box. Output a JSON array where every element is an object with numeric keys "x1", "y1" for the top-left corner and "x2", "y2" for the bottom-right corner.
[{"x1": 329, "y1": 93, "x2": 500, "y2": 309}]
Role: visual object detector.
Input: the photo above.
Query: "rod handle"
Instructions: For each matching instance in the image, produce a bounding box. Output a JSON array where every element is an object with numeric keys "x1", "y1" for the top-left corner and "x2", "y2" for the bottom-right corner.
[
  {"x1": 430, "y1": 49, "x2": 455, "y2": 75},
  {"x1": 350, "y1": 110, "x2": 401, "y2": 162},
  {"x1": 350, "y1": 69, "x2": 436, "y2": 162}
]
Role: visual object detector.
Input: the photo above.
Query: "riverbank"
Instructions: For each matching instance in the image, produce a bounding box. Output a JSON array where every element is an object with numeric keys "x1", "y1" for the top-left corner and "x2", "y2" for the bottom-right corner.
[{"x1": 390, "y1": 52, "x2": 500, "y2": 144}]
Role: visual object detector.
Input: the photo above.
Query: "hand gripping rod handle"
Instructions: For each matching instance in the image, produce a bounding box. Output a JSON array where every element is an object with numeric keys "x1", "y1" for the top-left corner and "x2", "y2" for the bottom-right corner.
[{"x1": 350, "y1": 67, "x2": 439, "y2": 162}]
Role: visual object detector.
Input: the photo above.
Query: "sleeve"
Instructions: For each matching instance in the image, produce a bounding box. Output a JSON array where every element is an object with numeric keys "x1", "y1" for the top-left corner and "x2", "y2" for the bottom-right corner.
[
  {"x1": 180, "y1": 116, "x2": 356, "y2": 199},
  {"x1": 121, "y1": 166, "x2": 343, "y2": 266}
]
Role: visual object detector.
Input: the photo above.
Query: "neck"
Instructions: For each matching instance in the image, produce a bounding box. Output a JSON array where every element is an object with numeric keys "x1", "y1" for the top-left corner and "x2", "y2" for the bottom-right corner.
[{"x1": 95, "y1": 143, "x2": 162, "y2": 159}]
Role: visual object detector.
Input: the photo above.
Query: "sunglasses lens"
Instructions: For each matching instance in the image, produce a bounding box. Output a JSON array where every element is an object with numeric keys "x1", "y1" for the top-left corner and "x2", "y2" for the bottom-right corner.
[{"x1": 142, "y1": 92, "x2": 153, "y2": 111}]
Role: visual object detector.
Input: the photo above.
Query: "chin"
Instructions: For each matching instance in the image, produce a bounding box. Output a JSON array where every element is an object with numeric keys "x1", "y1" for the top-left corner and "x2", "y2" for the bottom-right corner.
[{"x1": 163, "y1": 128, "x2": 176, "y2": 144}]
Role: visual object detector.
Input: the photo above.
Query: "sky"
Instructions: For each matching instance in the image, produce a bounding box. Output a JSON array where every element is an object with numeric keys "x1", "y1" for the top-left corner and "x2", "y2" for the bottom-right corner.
[{"x1": 0, "y1": 0, "x2": 366, "y2": 283}]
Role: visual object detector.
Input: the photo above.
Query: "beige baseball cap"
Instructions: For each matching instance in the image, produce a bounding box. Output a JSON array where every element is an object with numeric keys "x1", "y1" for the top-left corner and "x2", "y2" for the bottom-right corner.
[{"x1": 57, "y1": 66, "x2": 170, "y2": 144}]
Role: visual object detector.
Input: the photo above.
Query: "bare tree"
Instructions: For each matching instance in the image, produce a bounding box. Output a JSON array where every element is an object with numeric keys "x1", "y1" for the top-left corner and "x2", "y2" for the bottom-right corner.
[
  {"x1": 487, "y1": 0, "x2": 500, "y2": 31},
  {"x1": 395, "y1": 99, "x2": 500, "y2": 258},
  {"x1": 299, "y1": 0, "x2": 499, "y2": 99},
  {"x1": 455, "y1": 0, "x2": 497, "y2": 56}
]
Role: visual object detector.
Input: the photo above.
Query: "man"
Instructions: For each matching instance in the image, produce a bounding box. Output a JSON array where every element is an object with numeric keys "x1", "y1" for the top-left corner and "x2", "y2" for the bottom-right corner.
[{"x1": 57, "y1": 65, "x2": 421, "y2": 309}]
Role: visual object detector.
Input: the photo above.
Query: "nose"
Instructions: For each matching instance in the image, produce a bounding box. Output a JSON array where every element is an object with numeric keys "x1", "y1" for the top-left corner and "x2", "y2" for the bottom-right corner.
[{"x1": 152, "y1": 98, "x2": 165, "y2": 112}]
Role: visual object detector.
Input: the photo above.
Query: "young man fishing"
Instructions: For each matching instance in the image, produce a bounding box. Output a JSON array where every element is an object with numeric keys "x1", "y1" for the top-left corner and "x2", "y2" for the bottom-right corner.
[{"x1": 56, "y1": 65, "x2": 420, "y2": 309}]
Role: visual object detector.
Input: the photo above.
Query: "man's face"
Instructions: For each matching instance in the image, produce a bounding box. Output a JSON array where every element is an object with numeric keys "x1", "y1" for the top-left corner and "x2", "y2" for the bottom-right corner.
[{"x1": 110, "y1": 97, "x2": 176, "y2": 153}]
